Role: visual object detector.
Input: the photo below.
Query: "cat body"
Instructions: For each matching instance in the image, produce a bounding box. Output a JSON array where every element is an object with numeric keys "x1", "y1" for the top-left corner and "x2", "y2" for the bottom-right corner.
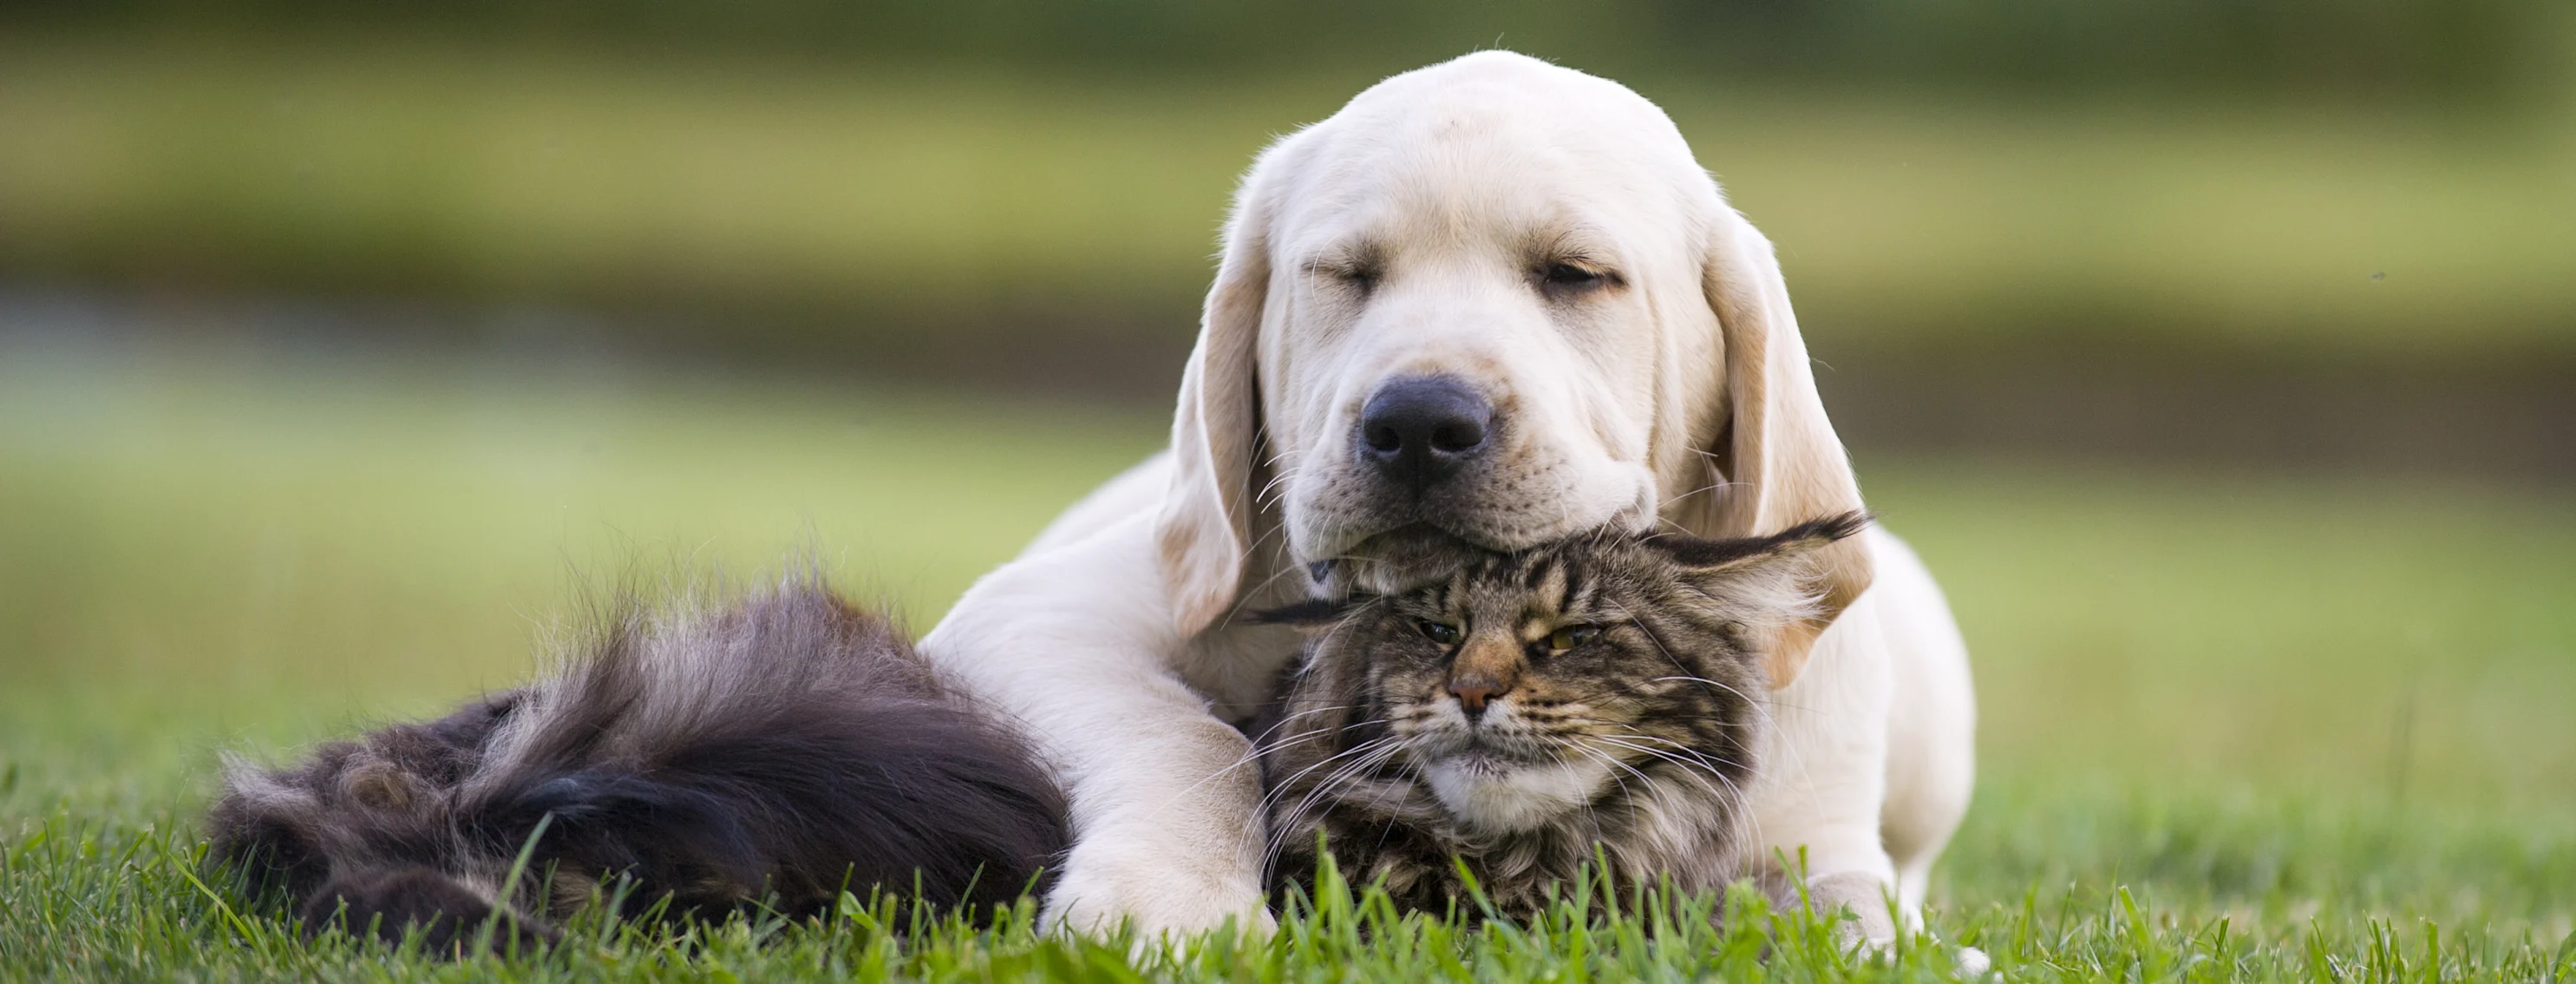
[
  {"x1": 207, "y1": 581, "x2": 1069, "y2": 952},
  {"x1": 1254, "y1": 515, "x2": 1865, "y2": 917}
]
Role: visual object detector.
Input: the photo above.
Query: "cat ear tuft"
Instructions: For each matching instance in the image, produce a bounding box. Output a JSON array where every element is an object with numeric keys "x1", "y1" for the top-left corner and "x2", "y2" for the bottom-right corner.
[
  {"x1": 1249, "y1": 596, "x2": 1370, "y2": 631},
  {"x1": 1646, "y1": 511, "x2": 1871, "y2": 574}
]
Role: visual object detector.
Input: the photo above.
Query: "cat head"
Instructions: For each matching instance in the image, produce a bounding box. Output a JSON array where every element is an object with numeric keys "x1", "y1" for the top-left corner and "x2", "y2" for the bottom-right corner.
[{"x1": 1261, "y1": 512, "x2": 1866, "y2": 834}]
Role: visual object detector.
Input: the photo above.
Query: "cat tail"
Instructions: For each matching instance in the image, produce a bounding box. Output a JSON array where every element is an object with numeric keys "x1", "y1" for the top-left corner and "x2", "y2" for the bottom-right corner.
[{"x1": 454, "y1": 579, "x2": 1073, "y2": 921}]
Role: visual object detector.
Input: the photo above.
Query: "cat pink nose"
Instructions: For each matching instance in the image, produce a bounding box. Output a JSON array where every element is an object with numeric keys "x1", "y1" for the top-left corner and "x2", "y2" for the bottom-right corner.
[{"x1": 1448, "y1": 680, "x2": 1497, "y2": 715}]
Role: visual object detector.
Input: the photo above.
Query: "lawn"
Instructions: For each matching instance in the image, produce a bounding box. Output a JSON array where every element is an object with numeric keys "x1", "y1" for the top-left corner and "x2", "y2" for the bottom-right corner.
[{"x1": 2, "y1": 340, "x2": 2572, "y2": 980}]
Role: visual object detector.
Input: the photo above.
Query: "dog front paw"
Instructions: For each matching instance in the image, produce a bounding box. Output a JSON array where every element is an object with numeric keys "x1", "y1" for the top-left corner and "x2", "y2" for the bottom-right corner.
[
  {"x1": 1042, "y1": 848, "x2": 1273, "y2": 941},
  {"x1": 1804, "y1": 870, "x2": 1899, "y2": 951}
]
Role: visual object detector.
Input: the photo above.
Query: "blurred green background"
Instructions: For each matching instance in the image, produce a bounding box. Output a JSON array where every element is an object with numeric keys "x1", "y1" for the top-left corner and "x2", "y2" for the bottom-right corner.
[
  {"x1": 2, "y1": 0, "x2": 2573, "y2": 943},
  {"x1": 8, "y1": 1, "x2": 2575, "y2": 364}
]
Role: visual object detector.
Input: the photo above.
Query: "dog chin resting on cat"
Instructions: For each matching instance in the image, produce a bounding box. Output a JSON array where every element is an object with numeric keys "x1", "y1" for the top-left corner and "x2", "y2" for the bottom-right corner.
[{"x1": 208, "y1": 515, "x2": 1864, "y2": 954}]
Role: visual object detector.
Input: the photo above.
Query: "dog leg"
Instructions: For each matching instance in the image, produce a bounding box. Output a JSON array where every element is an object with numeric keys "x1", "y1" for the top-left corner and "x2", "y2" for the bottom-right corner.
[{"x1": 922, "y1": 513, "x2": 1273, "y2": 940}]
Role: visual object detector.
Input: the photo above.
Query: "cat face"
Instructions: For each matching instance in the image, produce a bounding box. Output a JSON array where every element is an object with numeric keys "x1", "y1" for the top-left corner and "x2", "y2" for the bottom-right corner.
[
  {"x1": 1262, "y1": 515, "x2": 1861, "y2": 844},
  {"x1": 1378, "y1": 538, "x2": 1782, "y2": 832}
]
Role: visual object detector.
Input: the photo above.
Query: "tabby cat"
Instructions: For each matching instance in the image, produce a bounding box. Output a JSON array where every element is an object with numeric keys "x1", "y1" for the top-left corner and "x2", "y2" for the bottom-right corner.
[
  {"x1": 1253, "y1": 513, "x2": 1866, "y2": 917},
  {"x1": 206, "y1": 516, "x2": 1858, "y2": 954}
]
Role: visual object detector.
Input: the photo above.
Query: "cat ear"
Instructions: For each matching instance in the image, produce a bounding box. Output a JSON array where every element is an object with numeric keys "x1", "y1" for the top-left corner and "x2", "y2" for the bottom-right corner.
[{"x1": 1646, "y1": 512, "x2": 1871, "y2": 686}]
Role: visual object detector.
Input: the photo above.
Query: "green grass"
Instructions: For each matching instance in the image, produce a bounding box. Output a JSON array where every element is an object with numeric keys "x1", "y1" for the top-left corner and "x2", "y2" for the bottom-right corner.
[
  {"x1": 2, "y1": 344, "x2": 2572, "y2": 980},
  {"x1": 5, "y1": 36, "x2": 2574, "y2": 356}
]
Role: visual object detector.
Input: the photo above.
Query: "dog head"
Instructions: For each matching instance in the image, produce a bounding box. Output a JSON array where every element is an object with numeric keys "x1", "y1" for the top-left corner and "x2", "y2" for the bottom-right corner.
[{"x1": 1156, "y1": 52, "x2": 1870, "y2": 686}]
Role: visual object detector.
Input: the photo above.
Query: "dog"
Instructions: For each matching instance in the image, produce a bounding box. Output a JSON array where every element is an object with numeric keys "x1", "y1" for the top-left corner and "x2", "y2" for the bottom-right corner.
[{"x1": 919, "y1": 50, "x2": 1977, "y2": 942}]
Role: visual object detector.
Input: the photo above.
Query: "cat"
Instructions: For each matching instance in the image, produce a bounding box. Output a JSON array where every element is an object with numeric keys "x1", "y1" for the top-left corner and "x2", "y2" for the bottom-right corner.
[
  {"x1": 206, "y1": 515, "x2": 1860, "y2": 953},
  {"x1": 1252, "y1": 513, "x2": 1867, "y2": 919},
  {"x1": 206, "y1": 579, "x2": 1069, "y2": 954}
]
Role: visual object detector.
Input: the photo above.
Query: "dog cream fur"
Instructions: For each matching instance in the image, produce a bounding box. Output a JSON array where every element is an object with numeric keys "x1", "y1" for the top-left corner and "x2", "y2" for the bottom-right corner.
[{"x1": 921, "y1": 51, "x2": 1975, "y2": 939}]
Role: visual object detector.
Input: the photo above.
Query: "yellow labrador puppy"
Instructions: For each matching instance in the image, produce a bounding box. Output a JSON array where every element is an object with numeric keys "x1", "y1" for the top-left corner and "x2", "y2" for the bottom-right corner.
[{"x1": 922, "y1": 51, "x2": 1975, "y2": 941}]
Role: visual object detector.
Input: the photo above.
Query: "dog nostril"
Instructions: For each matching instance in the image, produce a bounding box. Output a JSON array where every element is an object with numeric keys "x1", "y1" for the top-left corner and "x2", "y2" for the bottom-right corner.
[
  {"x1": 1364, "y1": 423, "x2": 1404, "y2": 454},
  {"x1": 1429, "y1": 422, "x2": 1484, "y2": 453}
]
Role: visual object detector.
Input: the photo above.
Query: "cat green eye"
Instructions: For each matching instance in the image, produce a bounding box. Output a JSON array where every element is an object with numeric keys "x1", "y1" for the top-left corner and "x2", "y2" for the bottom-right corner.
[
  {"x1": 1417, "y1": 620, "x2": 1463, "y2": 645},
  {"x1": 1546, "y1": 625, "x2": 1601, "y2": 653}
]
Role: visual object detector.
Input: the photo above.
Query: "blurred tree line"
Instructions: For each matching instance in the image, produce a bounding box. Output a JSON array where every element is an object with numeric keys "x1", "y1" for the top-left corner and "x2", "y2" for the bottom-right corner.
[
  {"x1": 3, "y1": 0, "x2": 2571, "y2": 426},
  {"x1": 3, "y1": 0, "x2": 2572, "y2": 473},
  {"x1": 15, "y1": 0, "x2": 2564, "y2": 107}
]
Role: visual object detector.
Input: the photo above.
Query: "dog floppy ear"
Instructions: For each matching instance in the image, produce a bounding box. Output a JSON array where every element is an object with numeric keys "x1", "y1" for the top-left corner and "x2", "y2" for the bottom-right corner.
[
  {"x1": 1677, "y1": 209, "x2": 1873, "y2": 688},
  {"x1": 1154, "y1": 145, "x2": 1284, "y2": 639}
]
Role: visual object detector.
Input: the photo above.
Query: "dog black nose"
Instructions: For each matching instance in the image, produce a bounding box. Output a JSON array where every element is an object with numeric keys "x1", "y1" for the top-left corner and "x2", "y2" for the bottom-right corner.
[{"x1": 1358, "y1": 376, "x2": 1492, "y2": 493}]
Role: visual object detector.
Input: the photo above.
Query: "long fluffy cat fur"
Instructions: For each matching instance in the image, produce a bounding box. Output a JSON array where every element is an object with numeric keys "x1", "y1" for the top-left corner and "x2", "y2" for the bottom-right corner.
[
  {"x1": 1251, "y1": 514, "x2": 1868, "y2": 918},
  {"x1": 206, "y1": 576, "x2": 1069, "y2": 954}
]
